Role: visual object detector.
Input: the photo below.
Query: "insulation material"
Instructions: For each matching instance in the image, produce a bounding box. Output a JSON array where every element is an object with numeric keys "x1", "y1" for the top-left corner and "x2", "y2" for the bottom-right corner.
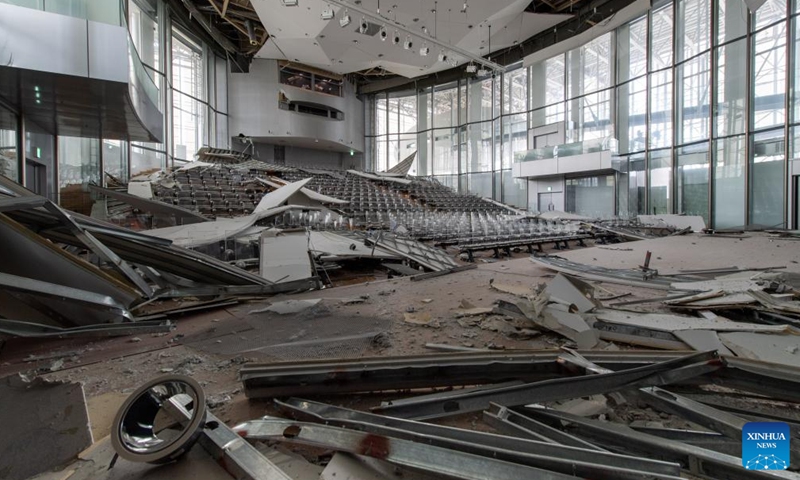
[{"x1": 260, "y1": 233, "x2": 315, "y2": 284}]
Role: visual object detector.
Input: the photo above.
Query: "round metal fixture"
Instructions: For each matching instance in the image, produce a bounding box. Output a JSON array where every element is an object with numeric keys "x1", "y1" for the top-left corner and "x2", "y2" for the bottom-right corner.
[{"x1": 111, "y1": 375, "x2": 207, "y2": 464}]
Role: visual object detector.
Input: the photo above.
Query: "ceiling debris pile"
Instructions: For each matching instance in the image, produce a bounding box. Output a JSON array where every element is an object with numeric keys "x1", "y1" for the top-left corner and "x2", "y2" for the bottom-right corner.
[
  {"x1": 0, "y1": 175, "x2": 319, "y2": 339},
  {"x1": 584, "y1": 214, "x2": 708, "y2": 243},
  {"x1": 97, "y1": 346, "x2": 800, "y2": 480}
]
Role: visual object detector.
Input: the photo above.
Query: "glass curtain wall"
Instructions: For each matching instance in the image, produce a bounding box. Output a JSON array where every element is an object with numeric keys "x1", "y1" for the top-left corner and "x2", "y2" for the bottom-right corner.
[
  {"x1": 0, "y1": 104, "x2": 19, "y2": 182},
  {"x1": 369, "y1": 0, "x2": 797, "y2": 227}
]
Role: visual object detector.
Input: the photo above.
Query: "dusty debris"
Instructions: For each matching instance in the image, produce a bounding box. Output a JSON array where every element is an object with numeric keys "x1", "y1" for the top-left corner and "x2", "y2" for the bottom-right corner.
[
  {"x1": 250, "y1": 299, "x2": 323, "y2": 315},
  {"x1": 403, "y1": 312, "x2": 436, "y2": 326},
  {"x1": 1, "y1": 374, "x2": 93, "y2": 480},
  {"x1": 489, "y1": 279, "x2": 535, "y2": 297}
]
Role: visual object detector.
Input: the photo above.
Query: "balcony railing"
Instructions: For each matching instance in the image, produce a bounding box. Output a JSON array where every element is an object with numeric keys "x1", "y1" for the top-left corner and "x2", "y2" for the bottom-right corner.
[{"x1": 515, "y1": 137, "x2": 619, "y2": 163}]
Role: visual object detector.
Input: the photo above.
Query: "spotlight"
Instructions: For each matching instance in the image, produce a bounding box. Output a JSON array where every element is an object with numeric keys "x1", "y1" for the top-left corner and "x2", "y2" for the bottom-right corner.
[
  {"x1": 392, "y1": 30, "x2": 401, "y2": 44},
  {"x1": 465, "y1": 63, "x2": 477, "y2": 73},
  {"x1": 448, "y1": 56, "x2": 458, "y2": 67},
  {"x1": 339, "y1": 9, "x2": 351, "y2": 27},
  {"x1": 403, "y1": 35, "x2": 413, "y2": 50},
  {"x1": 477, "y1": 68, "x2": 489, "y2": 76},
  {"x1": 437, "y1": 50, "x2": 448, "y2": 63},
  {"x1": 379, "y1": 25, "x2": 388, "y2": 40},
  {"x1": 420, "y1": 43, "x2": 430, "y2": 56},
  {"x1": 461, "y1": 1, "x2": 468, "y2": 13},
  {"x1": 321, "y1": 7, "x2": 334, "y2": 20},
  {"x1": 280, "y1": 0, "x2": 298, "y2": 5},
  {"x1": 359, "y1": 16, "x2": 368, "y2": 34}
]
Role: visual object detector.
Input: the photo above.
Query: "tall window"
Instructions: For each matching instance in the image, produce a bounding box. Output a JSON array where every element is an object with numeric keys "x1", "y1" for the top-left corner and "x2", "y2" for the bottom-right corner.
[{"x1": 172, "y1": 30, "x2": 205, "y2": 161}]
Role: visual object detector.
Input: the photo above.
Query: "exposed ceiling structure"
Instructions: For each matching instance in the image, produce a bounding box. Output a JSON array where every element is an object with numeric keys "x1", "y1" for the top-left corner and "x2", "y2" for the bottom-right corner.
[
  {"x1": 180, "y1": 0, "x2": 636, "y2": 87},
  {"x1": 250, "y1": 0, "x2": 570, "y2": 78}
]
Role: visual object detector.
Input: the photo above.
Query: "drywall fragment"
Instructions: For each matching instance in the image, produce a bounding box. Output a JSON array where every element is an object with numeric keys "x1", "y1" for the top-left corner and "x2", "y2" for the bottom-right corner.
[
  {"x1": 673, "y1": 330, "x2": 734, "y2": 356},
  {"x1": 0, "y1": 374, "x2": 93, "y2": 480},
  {"x1": 719, "y1": 332, "x2": 800, "y2": 367},
  {"x1": 545, "y1": 273, "x2": 601, "y2": 313},
  {"x1": 540, "y1": 306, "x2": 599, "y2": 349}
]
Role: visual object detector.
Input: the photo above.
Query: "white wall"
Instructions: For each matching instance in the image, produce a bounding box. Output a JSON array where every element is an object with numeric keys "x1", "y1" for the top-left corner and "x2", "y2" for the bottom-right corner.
[
  {"x1": 234, "y1": 141, "x2": 365, "y2": 171},
  {"x1": 228, "y1": 59, "x2": 365, "y2": 153}
]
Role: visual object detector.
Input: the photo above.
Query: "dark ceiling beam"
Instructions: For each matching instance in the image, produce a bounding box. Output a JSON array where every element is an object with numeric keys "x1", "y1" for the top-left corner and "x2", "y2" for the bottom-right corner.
[
  {"x1": 357, "y1": 0, "x2": 633, "y2": 96},
  {"x1": 169, "y1": 0, "x2": 252, "y2": 72}
]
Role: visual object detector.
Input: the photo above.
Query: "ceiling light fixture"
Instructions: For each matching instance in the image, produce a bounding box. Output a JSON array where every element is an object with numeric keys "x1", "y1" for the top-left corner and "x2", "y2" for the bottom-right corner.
[
  {"x1": 321, "y1": 6, "x2": 334, "y2": 20},
  {"x1": 477, "y1": 68, "x2": 489, "y2": 76},
  {"x1": 379, "y1": 25, "x2": 388, "y2": 40},
  {"x1": 392, "y1": 30, "x2": 400, "y2": 44},
  {"x1": 437, "y1": 50, "x2": 447, "y2": 62},
  {"x1": 461, "y1": 0, "x2": 468, "y2": 13},
  {"x1": 359, "y1": 16, "x2": 369, "y2": 34},
  {"x1": 465, "y1": 63, "x2": 477, "y2": 73},
  {"x1": 339, "y1": 9, "x2": 351, "y2": 27},
  {"x1": 403, "y1": 35, "x2": 413, "y2": 50},
  {"x1": 420, "y1": 43, "x2": 430, "y2": 56},
  {"x1": 281, "y1": 0, "x2": 298, "y2": 6}
]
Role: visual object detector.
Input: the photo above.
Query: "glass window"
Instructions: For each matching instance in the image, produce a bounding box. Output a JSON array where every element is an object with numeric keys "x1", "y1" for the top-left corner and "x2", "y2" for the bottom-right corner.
[
  {"x1": 617, "y1": 77, "x2": 648, "y2": 153},
  {"x1": 629, "y1": 153, "x2": 647, "y2": 216},
  {"x1": 433, "y1": 85, "x2": 458, "y2": 128},
  {"x1": 649, "y1": 70, "x2": 673, "y2": 148},
  {"x1": 216, "y1": 113, "x2": 228, "y2": 149},
  {"x1": 565, "y1": 175, "x2": 616, "y2": 218},
  {"x1": 650, "y1": 3, "x2": 674, "y2": 70},
  {"x1": 464, "y1": 122, "x2": 493, "y2": 173},
  {"x1": 503, "y1": 66, "x2": 528, "y2": 114},
  {"x1": 618, "y1": 16, "x2": 648, "y2": 82},
  {"x1": 172, "y1": 32, "x2": 204, "y2": 100},
  {"x1": 468, "y1": 77, "x2": 493, "y2": 123},
  {"x1": 432, "y1": 128, "x2": 458, "y2": 175},
  {"x1": 713, "y1": 135, "x2": 746, "y2": 228},
  {"x1": 131, "y1": 142, "x2": 165, "y2": 175},
  {"x1": 376, "y1": 97, "x2": 387, "y2": 136},
  {"x1": 567, "y1": 33, "x2": 612, "y2": 98},
  {"x1": 752, "y1": 23, "x2": 787, "y2": 130},
  {"x1": 750, "y1": 129, "x2": 785, "y2": 227},
  {"x1": 716, "y1": 39, "x2": 747, "y2": 136},
  {"x1": 418, "y1": 87, "x2": 432, "y2": 132},
  {"x1": 567, "y1": 90, "x2": 613, "y2": 143},
  {"x1": 677, "y1": 143, "x2": 710, "y2": 223},
  {"x1": 129, "y1": 0, "x2": 160, "y2": 73},
  {"x1": 0, "y1": 105, "x2": 18, "y2": 182},
  {"x1": 498, "y1": 170, "x2": 524, "y2": 208},
  {"x1": 58, "y1": 136, "x2": 99, "y2": 213},
  {"x1": 648, "y1": 149, "x2": 673, "y2": 214},
  {"x1": 754, "y1": 0, "x2": 787, "y2": 30},
  {"x1": 678, "y1": 0, "x2": 711, "y2": 61},
  {"x1": 416, "y1": 130, "x2": 432, "y2": 176},
  {"x1": 397, "y1": 95, "x2": 417, "y2": 134},
  {"x1": 172, "y1": 90, "x2": 206, "y2": 161},
  {"x1": 387, "y1": 97, "x2": 400, "y2": 134},
  {"x1": 677, "y1": 52, "x2": 711, "y2": 144},
  {"x1": 717, "y1": 0, "x2": 747, "y2": 44},
  {"x1": 501, "y1": 113, "x2": 527, "y2": 169},
  {"x1": 468, "y1": 172, "x2": 493, "y2": 198},
  {"x1": 103, "y1": 139, "x2": 127, "y2": 183}
]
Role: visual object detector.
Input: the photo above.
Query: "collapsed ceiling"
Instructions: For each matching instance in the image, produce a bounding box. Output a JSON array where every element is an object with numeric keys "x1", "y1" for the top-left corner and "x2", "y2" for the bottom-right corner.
[{"x1": 179, "y1": 0, "x2": 634, "y2": 88}]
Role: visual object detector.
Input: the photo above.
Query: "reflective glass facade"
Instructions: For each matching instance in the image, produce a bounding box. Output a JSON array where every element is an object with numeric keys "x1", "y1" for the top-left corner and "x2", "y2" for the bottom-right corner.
[{"x1": 368, "y1": 0, "x2": 799, "y2": 229}]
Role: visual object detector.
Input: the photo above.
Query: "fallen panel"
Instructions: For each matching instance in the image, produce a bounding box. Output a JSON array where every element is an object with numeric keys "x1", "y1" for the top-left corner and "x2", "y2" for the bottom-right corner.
[
  {"x1": 260, "y1": 233, "x2": 314, "y2": 283},
  {"x1": 241, "y1": 350, "x2": 691, "y2": 399},
  {"x1": 638, "y1": 214, "x2": 706, "y2": 232},
  {"x1": 256, "y1": 177, "x2": 349, "y2": 205},
  {"x1": 593, "y1": 309, "x2": 791, "y2": 333},
  {"x1": 540, "y1": 306, "x2": 599, "y2": 348},
  {"x1": 673, "y1": 330, "x2": 734, "y2": 355},
  {"x1": 371, "y1": 351, "x2": 720, "y2": 420},
  {"x1": 253, "y1": 299, "x2": 322, "y2": 315},
  {"x1": 276, "y1": 398, "x2": 682, "y2": 479},
  {"x1": 0, "y1": 374, "x2": 93, "y2": 480},
  {"x1": 236, "y1": 418, "x2": 587, "y2": 480},
  {"x1": 127, "y1": 180, "x2": 154, "y2": 199},
  {"x1": 530, "y1": 256, "x2": 694, "y2": 289},
  {"x1": 361, "y1": 232, "x2": 458, "y2": 272},
  {"x1": 719, "y1": 332, "x2": 800, "y2": 367},
  {"x1": 545, "y1": 273, "x2": 601, "y2": 313},
  {"x1": 347, "y1": 170, "x2": 413, "y2": 185},
  {"x1": 309, "y1": 231, "x2": 398, "y2": 260},
  {"x1": 89, "y1": 184, "x2": 208, "y2": 224},
  {"x1": 0, "y1": 318, "x2": 172, "y2": 338},
  {"x1": 516, "y1": 407, "x2": 799, "y2": 480},
  {"x1": 386, "y1": 151, "x2": 417, "y2": 175}
]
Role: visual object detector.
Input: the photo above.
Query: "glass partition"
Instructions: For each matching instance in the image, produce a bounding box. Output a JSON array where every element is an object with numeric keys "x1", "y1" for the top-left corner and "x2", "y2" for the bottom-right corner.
[{"x1": 0, "y1": 105, "x2": 18, "y2": 182}]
